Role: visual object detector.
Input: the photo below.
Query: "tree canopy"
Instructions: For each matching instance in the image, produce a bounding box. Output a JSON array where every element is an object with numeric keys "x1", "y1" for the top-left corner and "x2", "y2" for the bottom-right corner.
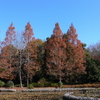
[{"x1": 0, "y1": 22, "x2": 99, "y2": 86}]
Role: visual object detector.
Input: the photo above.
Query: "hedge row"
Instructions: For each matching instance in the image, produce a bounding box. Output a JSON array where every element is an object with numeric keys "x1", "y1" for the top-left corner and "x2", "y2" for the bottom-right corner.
[
  {"x1": 15, "y1": 83, "x2": 59, "y2": 88},
  {"x1": 15, "y1": 83, "x2": 100, "y2": 88},
  {"x1": 31, "y1": 83, "x2": 100, "y2": 88},
  {"x1": 32, "y1": 83, "x2": 59, "y2": 88}
]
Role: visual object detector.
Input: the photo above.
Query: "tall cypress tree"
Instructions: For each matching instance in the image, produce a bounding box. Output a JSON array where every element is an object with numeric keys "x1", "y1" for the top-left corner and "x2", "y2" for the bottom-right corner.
[
  {"x1": 64, "y1": 24, "x2": 86, "y2": 82},
  {"x1": 0, "y1": 23, "x2": 16, "y2": 80},
  {"x1": 46, "y1": 23, "x2": 66, "y2": 82},
  {"x1": 23, "y1": 22, "x2": 38, "y2": 87}
]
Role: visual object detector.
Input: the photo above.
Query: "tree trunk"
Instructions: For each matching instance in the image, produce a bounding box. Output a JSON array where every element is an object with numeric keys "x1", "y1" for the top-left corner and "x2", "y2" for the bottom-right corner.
[
  {"x1": 19, "y1": 50, "x2": 23, "y2": 88},
  {"x1": 26, "y1": 51, "x2": 29, "y2": 88},
  {"x1": 26, "y1": 74, "x2": 29, "y2": 87}
]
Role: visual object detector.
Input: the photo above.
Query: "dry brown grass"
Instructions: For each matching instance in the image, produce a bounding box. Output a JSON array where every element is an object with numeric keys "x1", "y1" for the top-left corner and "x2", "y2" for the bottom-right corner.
[
  {"x1": 62, "y1": 83, "x2": 100, "y2": 88},
  {"x1": 0, "y1": 91, "x2": 65, "y2": 100}
]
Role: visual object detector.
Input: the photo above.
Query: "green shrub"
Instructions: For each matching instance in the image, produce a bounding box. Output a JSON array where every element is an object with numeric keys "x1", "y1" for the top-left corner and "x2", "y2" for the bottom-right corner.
[
  {"x1": 32, "y1": 83, "x2": 38, "y2": 87},
  {"x1": 58, "y1": 81, "x2": 63, "y2": 88},
  {"x1": 15, "y1": 84, "x2": 26, "y2": 87},
  {"x1": 38, "y1": 78, "x2": 47, "y2": 83},
  {"x1": 6, "y1": 81, "x2": 14, "y2": 88},
  {"x1": 32, "y1": 82, "x2": 51, "y2": 87},
  {"x1": 28, "y1": 84, "x2": 34, "y2": 89},
  {"x1": 51, "y1": 83, "x2": 58, "y2": 88},
  {"x1": 32, "y1": 83, "x2": 44, "y2": 87},
  {"x1": 0, "y1": 80, "x2": 5, "y2": 87},
  {"x1": 15, "y1": 84, "x2": 20, "y2": 87},
  {"x1": 44, "y1": 83, "x2": 51, "y2": 87},
  {"x1": 37, "y1": 83, "x2": 44, "y2": 87}
]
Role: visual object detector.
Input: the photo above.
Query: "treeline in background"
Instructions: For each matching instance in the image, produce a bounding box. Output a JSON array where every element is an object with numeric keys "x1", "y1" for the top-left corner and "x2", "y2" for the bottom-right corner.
[{"x1": 0, "y1": 22, "x2": 100, "y2": 88}]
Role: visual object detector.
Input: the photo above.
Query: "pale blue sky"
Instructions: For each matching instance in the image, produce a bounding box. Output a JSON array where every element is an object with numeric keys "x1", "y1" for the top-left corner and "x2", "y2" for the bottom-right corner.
[{"x1": 0, "y1": 0, "x2": 100, "y2": 47}]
